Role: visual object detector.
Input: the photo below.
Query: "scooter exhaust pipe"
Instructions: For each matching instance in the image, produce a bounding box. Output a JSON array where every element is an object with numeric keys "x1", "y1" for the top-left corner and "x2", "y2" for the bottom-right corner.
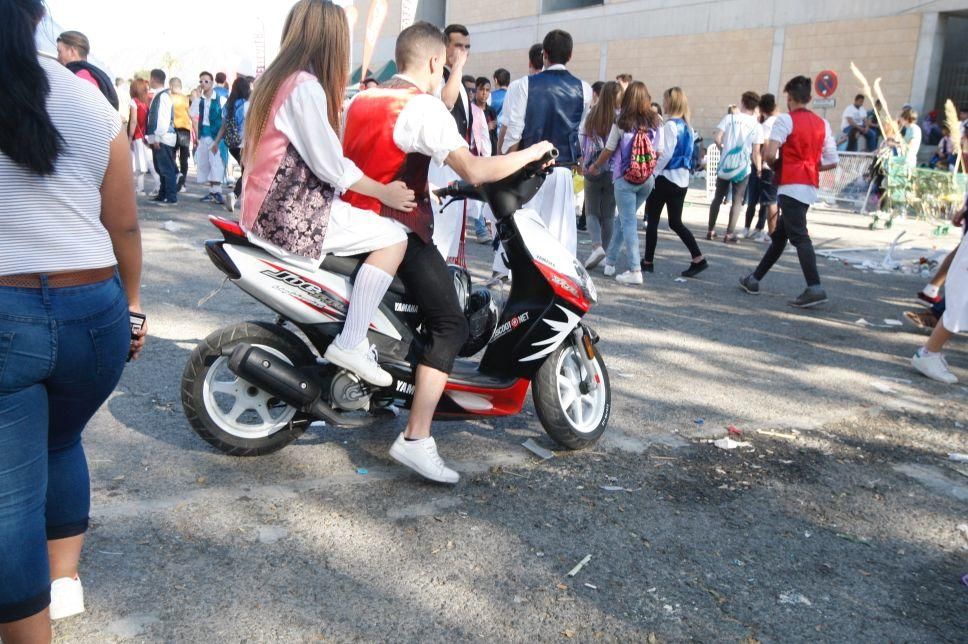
[{"x1": 227, "y1": 344, "x2": 370, "y2": 428}]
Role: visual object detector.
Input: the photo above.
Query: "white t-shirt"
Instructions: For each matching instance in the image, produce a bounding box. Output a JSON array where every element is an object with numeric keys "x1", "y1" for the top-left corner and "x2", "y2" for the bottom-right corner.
[
  {"x1": 1, "y1": 57, "x2": 121, "y2": 275},
  {"x1": 840, "y1": 104, "x2": 867, "y2": 131},
  {"x1": 716, "y1": 111, "x2": 763, "y2": 159},
  {"x1": 903, "y1": 123, "x2": 922, "y2": 166},
  {"x1": 761, "y1": 115, "x2": 778, "y2": 161},
  {"x1": 770, "y1": 112, "x2": 838, "y2": 205}
]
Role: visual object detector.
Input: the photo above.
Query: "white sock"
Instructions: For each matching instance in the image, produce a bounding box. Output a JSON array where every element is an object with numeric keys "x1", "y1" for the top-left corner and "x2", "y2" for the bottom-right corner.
[
  {"x1": 917, "y1": 347, "x2": 938, "y2": 358},
  {"x1": 922, "y1": 284, "x2": 941, "y2": 298},
  {"x1": 336, "y1": 264, "x2": 393, "y2": 351}
]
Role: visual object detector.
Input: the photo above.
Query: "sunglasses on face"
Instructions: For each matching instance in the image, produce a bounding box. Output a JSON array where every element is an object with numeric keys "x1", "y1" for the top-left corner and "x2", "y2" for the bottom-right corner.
[{"x1": 201, "y1": 79, "x2": 211, "y2": 85}]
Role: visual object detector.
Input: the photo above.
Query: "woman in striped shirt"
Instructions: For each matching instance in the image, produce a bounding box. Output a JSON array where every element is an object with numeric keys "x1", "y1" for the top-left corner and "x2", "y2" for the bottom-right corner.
[{"x1": 0, "y1": 0, "x2": 146, "y2": 639}]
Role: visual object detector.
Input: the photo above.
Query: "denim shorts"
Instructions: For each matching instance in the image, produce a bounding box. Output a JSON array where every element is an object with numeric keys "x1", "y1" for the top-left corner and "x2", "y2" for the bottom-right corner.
[{"x1": 0, "y1": 272, "x2": 129, "y2": 622}]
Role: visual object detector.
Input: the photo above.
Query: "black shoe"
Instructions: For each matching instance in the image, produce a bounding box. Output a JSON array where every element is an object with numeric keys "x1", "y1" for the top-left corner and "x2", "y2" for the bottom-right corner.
[
  {"x1": 681, "y1": 259, "x2": 708, "y2": 278},
  {"x1": 640, "y1": 260, "x2": 654, "y2": 274},
  {"x1": 151, "y1": 195, "x2": 166, "y2": 202},
  {"x1": 577, "y1": 214, "x2": 587, "y2": 232},
  {"x1": 739, "y1": 274, "x2": 760, "y2": 294},
  {"x1": 788, "y1": 287, "x2": 828, "y2": 308}
]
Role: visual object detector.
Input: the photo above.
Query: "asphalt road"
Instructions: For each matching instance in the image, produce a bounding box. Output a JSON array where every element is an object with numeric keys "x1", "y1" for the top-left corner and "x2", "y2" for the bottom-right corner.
[{"x1": 53, "y1": 182, "x2": 968, "y2": 642}]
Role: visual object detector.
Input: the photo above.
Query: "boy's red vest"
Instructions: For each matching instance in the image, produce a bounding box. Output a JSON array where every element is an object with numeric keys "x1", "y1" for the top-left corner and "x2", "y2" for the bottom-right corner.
[
  {"x1": 342, "y1": 78, "x2": 434, "y2": 242},
  {"x1": 778, "y1": 108, "x2": 826, "y2": 187}
]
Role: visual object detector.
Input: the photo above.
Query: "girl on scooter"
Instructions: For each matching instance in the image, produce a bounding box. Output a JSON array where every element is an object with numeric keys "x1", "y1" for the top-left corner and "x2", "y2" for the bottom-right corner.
[{"x1": 240, "y1": 0, "x2": 417, "y2": 388}]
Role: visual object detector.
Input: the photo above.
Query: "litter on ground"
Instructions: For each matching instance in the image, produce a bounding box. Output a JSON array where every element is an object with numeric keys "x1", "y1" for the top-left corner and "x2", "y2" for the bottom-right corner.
[
  {"x1": 712, "y1": 437, "x2": 752, "y2": 450},
  {"x1": 567, "y1": 554, "x2": 592, "y2": 577},
  {"x1": 522, "y1": 439, "x2": 555, "y2": 460}
]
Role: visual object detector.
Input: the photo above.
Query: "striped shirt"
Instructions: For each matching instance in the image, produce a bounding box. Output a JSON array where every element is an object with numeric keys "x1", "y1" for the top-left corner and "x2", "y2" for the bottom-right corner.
[{"x1": 0, "y1": 56, "x2": 122, "y2": 276}]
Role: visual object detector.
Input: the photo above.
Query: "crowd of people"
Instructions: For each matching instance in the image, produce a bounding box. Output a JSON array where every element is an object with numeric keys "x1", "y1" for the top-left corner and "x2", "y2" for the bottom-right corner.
[{"x1": 2, "y1": 0, "x2": 967, "y2": 640}]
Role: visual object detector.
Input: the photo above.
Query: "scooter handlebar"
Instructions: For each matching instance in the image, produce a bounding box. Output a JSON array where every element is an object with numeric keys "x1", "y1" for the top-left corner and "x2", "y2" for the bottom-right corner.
[{"x1": 431, "y1": 148, "x2": 560, "y2": 200}]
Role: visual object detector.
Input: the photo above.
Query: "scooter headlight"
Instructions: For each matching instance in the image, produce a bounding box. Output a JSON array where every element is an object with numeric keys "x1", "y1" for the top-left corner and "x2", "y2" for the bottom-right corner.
[{"x1": 573, "y1": 260, "x2": 598, "y2": 305}]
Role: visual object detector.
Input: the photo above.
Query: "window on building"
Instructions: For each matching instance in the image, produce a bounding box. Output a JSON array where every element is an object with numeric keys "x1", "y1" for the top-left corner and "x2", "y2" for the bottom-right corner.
[
  {"x1": 541, "y1": 0, "x2": 603, "y2": 13},
  {"x1": 417, "y1": 0, "x2": 446, "y2": 26}
]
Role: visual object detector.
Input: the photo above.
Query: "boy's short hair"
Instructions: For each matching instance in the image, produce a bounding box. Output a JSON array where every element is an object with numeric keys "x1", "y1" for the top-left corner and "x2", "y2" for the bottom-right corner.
[
  {"x1": 855, "y1": 93, "x2": 865, "y2": 102},
  {"x1": 528, "y1": 44, "x2": 544, "y2": 71},
  {"x1": 444, "y1": 24, "x2": 469, "y2": 40},
  {"x1": 543, "y1": 29, "x2": 573, "y2": 66},
  {"x1": 615, "y1": 73, "x2": 633, "y2": 84},
  {"x1": 199, "y1": 71, "x2": 214, "y2": 81},
  {"x1": 475, "y1": 76, "x2": 490, "y2": 90},
  {"x1": 396, "y1": 22, "x2": 447, "y2": 71},
  {"x1": 758, "y1": 93, "x2": 776, "y2": 114},
  {"x1": 461, "y1": 74, "x2": 475, "y2": 85},
  {"x1": 740, "y1": 91, "x2": 760, "y2": 111},
  {"x1": 783, "y1": 75, "x2": 812, "y2": 104},
  {"x1": 493, "y1": 68, "x2": 510, "y2": 87},
  {"x1": 215, "y1": 72, "x2": 227, "y2": 84},
  {"x1": 150, "y1": 68, "x2": 166, "y2": 84}
]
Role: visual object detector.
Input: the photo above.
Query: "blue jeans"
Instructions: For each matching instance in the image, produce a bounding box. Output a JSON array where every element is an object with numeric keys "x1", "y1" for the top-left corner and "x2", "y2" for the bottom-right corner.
[
  {"x1": 0, "y1": 274, "x2": 129, "y2": 622},
  {"x1": 606, "y1": 176, "x2": 655, "y2": 270},
  {"x1": 153, "y1": 143, "x2": 178, "y2": 203}
]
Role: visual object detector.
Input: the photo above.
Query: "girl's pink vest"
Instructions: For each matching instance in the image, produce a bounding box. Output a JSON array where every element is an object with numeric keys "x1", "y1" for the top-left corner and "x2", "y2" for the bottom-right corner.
[{"x1": 241, "y1": 72, "x2": 335, "y2": 261}]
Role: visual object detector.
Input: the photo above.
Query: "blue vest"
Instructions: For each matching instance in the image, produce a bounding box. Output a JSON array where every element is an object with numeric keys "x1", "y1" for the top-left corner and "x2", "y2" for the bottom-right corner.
[
  {"x1": 520, "y1": 69, "x2": 584, "y2": 164},
  {"x1": 198, "y1": 95, "x2": 224, "y2": 139},
  {"x1": 665, "y1": 118, "x2": 695, "y2": 171}
]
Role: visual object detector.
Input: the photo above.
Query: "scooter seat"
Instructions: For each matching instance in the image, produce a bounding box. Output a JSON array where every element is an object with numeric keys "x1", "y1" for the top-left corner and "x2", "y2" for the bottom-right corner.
[{"x1": 320, "y1": 255, "x2": 408, "y2": 296}]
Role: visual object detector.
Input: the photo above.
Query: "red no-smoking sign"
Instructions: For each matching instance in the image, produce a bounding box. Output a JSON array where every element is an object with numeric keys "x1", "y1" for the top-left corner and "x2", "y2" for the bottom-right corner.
[{"x1": 815, "y1": 70, "x2": 838, "y2": 98}]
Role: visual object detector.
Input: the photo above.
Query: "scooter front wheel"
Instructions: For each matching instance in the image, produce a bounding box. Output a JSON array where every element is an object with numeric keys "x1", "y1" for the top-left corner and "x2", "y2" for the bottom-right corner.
[
  {"x1": 531, "y1": 337, "x2": 610, "y2": 449},
  {"x1": 181, "y1": 321, "x2": 316, "y2": 456}
]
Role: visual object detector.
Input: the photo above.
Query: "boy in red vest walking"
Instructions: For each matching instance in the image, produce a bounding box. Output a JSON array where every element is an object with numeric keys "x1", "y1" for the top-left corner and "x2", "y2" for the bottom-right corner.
[
  {"x1": 342, "y1": 22, "x2": 552, "y2": 484},
  {"x1": 740, "y1": 75, "x2": 838, "y2": 308}
]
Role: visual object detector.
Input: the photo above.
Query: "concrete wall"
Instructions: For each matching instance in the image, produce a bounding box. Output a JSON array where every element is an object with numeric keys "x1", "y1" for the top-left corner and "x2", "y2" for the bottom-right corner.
[
  {"x1": 779, "y1": 15, "x2": 923, "y2": 124},
  {"x1": 350, "y1": 0, "x2": 968, "y2": 134}
]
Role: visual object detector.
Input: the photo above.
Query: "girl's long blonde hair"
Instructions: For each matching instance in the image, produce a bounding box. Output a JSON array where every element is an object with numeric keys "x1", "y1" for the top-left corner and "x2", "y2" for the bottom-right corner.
[
  {"x1": 663, "y1": 86, "x2": 690, "y2": 123},
  {"x1": 243, "y1": 0, "x2": 349, "y2": 166}
]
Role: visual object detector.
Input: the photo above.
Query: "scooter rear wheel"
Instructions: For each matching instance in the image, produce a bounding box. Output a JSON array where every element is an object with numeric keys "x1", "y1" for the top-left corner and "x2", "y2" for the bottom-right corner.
[
  {"x1": 181, "y1": 321, "x2": 316, "y2": 456},
  {"x1": 532, "y1": 338, "x2": 610, "y2": 449}
]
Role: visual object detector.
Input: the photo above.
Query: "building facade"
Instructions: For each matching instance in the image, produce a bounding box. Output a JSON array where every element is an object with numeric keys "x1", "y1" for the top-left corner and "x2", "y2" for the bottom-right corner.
[{"x1": 352, "y1": 0, "x2": 968, "y2": 135}]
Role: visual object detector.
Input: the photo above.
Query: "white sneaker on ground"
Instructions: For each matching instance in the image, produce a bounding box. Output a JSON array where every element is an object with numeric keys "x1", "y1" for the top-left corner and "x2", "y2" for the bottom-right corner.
[
  {"x1": 740, "y1": 227, "x2": 750, "y2": 238},
  {"x1": 615, "y1": 270, "x2": 644, "y2": 285},
  {"x1": 911, "y1": 350, "x2": 958, "y2": 384},
  {"x1": 584, "y1": 246, "x2": 607, "y2": 269},
  {"x1": 389, "y1": 433, "x2": 459, "y2": 484},
  {"x1": 49, "y1": 576, "x2": 84, "y2": 620},
  {"x1": 226, "y1": 193, "x2": 237, "y2": 213},
  {"x1": 758, "y1": 232, "x2": 771, "y2": 243},
  {"x1": 323, "y1": 338, "x2": 393, "y2": 387},
  {"x1": 603, "y1": 262, "x2": 616, "y2": 277}
]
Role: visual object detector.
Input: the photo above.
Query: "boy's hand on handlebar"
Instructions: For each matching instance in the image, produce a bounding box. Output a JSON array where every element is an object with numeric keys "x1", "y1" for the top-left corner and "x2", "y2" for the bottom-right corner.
[
  {"x1": 380, "y1": 181, "x2": 417, "y2": 212},
  {"x1": 528, "y1": 141, "x2": 556, "y2": 166}
]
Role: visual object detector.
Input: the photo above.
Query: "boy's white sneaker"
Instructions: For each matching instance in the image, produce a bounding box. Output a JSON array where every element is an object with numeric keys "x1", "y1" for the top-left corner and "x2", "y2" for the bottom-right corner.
[
  {"x1": 324, "y1": 338, "x2": 393, "y2": 387},
  {"x1": 389, "y1": 433, "x2": 459, "y2": 484},
  {"x1": 49, "y1": 576, "x2": 84, "y2": 620},
  {"x1": 603, "y1": 262, "x2": 616, "y2": 277},
  {"x1": 911, "y1": 350, "x2": 958, "y2": 384}
]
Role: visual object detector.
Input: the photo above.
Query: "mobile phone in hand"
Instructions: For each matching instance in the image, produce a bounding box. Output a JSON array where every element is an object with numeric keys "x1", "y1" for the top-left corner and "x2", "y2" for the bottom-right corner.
[{"x1": 128, "y1": 312, "x2": 146, "y2": 362}]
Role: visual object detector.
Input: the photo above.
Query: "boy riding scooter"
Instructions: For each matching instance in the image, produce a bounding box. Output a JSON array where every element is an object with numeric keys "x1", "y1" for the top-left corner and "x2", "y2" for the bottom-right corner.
[{"x1": 341, "y1": 22, "x2": 554, "y2": 483}]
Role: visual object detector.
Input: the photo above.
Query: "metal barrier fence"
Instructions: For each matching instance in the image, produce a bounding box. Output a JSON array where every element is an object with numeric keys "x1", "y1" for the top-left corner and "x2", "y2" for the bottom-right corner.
[
  {"x1": 818, "y1": 151, "x2": 875, "y2": 211},
  {"x1": 704, "y1": 145, "x2": 875, "y2": 211}
]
